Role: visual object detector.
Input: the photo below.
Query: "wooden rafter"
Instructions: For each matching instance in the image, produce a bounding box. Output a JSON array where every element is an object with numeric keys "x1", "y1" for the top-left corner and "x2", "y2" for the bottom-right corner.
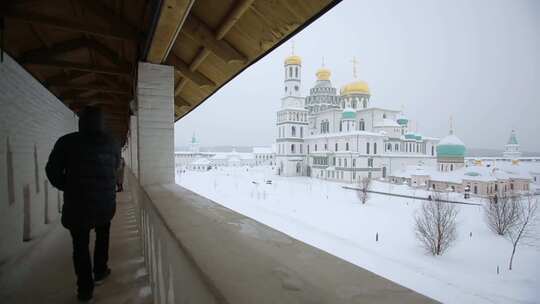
[
  {"x1": 50, "y1": 83, "x2": 131, "y2": 95},
  {"x1": 168, "y1": 54, "x2": 215, "y2": 87},
  {"x1": 182, "y1": 15, "x2": 247, "y2": 64},
  {"x1": 78, "y1": 0, "x2": 140, "y2": 40},
  {"x1": 45, "y1": 71, "x2": 92, "y2": 85},
  {"x1": 25, "y1": 60, "x2": 131, "y2": 76},
  {"x1": 173, "y1": 0, "x2": 253, "y2": 98},
  {"x1": 87, "y1": 38, "x2": 130, "y2": 68},
  {"x1": 19, "y1": 37, "x2": 89, "y2": 62},
  {"x1": 5, "y1": 9, "x2": 137, "y2": 41}
]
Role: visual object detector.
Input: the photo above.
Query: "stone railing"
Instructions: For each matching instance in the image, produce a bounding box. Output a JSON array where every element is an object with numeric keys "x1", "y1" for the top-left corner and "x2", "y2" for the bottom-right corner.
[{"x1": 127, "y1": 170, "x2": 435, "y2": 304}]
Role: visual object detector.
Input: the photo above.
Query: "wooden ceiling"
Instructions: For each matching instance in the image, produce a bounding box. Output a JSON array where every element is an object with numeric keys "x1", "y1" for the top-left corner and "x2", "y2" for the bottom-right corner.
[{"x1": 2, "y1": 0, "x2": 339, "y2": 145}]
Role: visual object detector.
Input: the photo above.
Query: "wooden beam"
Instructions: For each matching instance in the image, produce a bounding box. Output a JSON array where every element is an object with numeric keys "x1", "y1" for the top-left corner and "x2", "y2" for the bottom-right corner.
[
  {"x1": 176, "y1": 95, "x2": 192, "y2": 107},
  {"x1": 51, "y1": 83, "x2": 131, "y2": 95},
  {"x1": 45, "y1": 71, "x2": 91, "y2": 85},
  {"x1": 79, "y1": 0, "x2": 140, "y2": 38},
  {"x1": 182, "y1": 15, "x2": 247, "y2": 64},
  {"x1": 215, "y1": 0, "x2": 254, "y2": 40},
  {"x1": 147, "y1": 0, "x2": 195, "y2": 63},
  {"x1": 25, "y1": 60, "x2": 131, "y2": 76},
  {"x1": 87, "y1": 38, "x2": 130, "y2": 68},
  {"x1": 167, "y1": 54, "x2": 215, "y2": 87},
  {"x1": 19, "y1": 38, "x2": 89, "y2": 62},
  {"x1": 5, "y1": 9, "x2": 137, "y2": 41},
  {"x1": 174, "y1": 0, "x2": 252, "y2": 97}
]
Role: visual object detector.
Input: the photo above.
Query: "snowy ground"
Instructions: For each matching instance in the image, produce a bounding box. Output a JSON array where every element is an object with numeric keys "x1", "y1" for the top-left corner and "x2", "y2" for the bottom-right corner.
[{"x1": 176, "y1": 166, "x2": 540, "y2": 304}]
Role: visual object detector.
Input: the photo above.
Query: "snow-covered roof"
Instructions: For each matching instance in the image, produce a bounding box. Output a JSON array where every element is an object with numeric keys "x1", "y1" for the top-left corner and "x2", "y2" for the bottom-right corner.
[
  {"x1": 390, "y1": 163, "x2": 532, "y2": 184},
  {"x1": 439, "y1": 134, "x2": 465, "y2": 146},
  {"x1": 374, "y1": 118, "x2": 400, "y2": 128},
  {"x1": 192, "y1": 158, "x2": 211, "y2": 165},
  {"x1": 253, "y1": 147, "x2": 273, "y2": 154}
]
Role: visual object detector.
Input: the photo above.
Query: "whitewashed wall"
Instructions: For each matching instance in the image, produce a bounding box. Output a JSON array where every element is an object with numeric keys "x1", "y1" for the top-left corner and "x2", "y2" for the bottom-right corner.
[{"x1": 0, "y1": 54, "x2": 77, "y2": 263}]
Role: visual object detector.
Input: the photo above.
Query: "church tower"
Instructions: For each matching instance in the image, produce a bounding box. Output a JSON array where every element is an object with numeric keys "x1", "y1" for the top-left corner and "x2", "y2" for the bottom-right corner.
[
  {"x1": 503, "y1": 130, "x2": 521, "y2": 159},
  {"x1": 275, "y1": 48, "x2": 307, "y2": 176},
  {"x1": 436, "y1": 118, "x2": 466, "y2": 172}
]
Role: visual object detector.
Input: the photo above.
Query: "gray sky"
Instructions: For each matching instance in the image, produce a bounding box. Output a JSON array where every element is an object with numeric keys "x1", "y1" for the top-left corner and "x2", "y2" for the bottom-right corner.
[{"x1": 175, "y1": 0, "x2": 540, "y2": 152}]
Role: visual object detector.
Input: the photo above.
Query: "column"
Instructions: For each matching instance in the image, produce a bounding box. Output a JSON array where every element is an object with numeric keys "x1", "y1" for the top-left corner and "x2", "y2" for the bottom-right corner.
[{"x1": 136, "y1": 62, "x2": 175, "y2": 186}]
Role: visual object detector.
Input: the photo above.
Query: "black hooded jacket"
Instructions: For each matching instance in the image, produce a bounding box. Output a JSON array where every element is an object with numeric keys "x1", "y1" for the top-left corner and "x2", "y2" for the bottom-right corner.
[{"x1": 46, "y1": 107, "x2": 120, "y2": 229}]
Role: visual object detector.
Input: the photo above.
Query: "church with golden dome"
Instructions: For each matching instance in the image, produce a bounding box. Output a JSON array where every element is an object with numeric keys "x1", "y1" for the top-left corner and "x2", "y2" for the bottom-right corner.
[{"x1": 275, "y1": 52, "x2": 441, "y2": 180}]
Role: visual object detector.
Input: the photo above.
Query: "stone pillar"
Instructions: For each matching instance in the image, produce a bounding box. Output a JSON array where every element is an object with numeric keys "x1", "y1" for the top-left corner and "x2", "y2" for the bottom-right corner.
[{"x1": 136, "y1": 62, "x2": 175, "y2": 186}]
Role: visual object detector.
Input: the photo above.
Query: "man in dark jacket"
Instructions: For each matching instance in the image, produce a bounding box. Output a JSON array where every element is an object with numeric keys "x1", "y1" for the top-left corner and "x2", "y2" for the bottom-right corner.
[{"x1": 46, "y1": 106, "x2": 120, "y2": 302}]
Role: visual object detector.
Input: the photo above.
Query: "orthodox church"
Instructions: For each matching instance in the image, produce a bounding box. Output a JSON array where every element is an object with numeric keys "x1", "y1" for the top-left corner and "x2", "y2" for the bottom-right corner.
[{"x1": 275, "y1": 52, "x2": 440, "y2": 181}]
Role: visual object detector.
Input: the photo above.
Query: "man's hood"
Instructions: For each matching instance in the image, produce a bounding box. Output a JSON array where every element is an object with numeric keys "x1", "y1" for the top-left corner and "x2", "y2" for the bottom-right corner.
[{"x1": 79, "y1": 106, "x2": 105, "y2": 134}]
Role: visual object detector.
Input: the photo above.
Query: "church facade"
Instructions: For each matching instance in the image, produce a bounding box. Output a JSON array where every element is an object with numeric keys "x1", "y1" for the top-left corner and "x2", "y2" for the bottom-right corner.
[{"x1": 275, "y1": 53, "x2": 439, "y2": 182}]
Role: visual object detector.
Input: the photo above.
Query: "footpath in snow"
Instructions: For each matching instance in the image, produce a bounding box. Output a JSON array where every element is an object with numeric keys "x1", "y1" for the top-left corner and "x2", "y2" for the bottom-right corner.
[{"x1": 176, "y1": 166, "x2": 540, "y2": 304}]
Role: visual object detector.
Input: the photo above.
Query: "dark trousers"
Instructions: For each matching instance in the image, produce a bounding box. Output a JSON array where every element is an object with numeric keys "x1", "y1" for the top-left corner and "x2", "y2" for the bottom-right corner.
[{"x1": 69, "y1": 222, "x2": 111, "y2": 294}]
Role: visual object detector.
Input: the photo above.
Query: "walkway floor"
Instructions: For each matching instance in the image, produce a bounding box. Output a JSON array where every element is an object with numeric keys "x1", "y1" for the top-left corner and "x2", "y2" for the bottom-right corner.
[{"x1": 0, "y1": 189, "x2": 152, "y2": 304}]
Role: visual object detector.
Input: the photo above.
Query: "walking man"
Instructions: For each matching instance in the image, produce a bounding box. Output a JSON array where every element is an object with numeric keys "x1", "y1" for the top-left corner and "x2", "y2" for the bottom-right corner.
[{"x1": 46, "y1": 106, "x2": 120, "y2": 302}]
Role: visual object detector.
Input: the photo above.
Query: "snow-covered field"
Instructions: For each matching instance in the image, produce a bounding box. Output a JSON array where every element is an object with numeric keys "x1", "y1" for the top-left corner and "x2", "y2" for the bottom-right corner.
[{"x1": 176, "y1": 166, "x2": 540, "y2": 304}]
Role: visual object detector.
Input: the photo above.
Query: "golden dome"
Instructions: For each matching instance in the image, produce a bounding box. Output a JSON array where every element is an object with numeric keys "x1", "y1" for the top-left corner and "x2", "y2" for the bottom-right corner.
[
  {"x1": 284, "y1": 55, "x2": 301, "y2": 65},
  {"x1": 340, "y1": 80, "x2": 370, "y2": 95},
  {"x1": 316, "y1": 68, "x2": 331, "y2": 80}
]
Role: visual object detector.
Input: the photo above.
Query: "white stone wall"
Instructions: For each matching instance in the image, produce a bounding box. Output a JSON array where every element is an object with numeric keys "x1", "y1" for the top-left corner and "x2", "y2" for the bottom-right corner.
[
  {"x1": 136, "y1": 62, "x2": 175, "y2": 186},
  {"x1": 0, "y1": 54, "x2": 77, "y2": 262}
]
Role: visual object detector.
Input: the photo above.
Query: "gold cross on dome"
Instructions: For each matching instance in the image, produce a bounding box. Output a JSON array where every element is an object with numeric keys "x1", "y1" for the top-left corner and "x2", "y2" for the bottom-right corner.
[{"x1": 351, "y1": 56, "x2": 358, "y2": 78}]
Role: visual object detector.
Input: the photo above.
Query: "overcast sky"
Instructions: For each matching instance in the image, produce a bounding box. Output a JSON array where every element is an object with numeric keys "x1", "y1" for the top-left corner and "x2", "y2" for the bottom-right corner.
[{"x1": 175, "y1": 0, "x2": 540, "y2": 152}]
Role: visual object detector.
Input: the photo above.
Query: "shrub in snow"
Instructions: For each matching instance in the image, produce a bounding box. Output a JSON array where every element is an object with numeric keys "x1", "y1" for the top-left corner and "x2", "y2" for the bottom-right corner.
[
  {"x1": 414, "y1": 192, "x2": 459, "y2": 256},
  {"x1": 357, "y1": 177, "x2": 372, "y2": 204},
  {"x1": 484, "y1": 193, "x2": 520, "y2": 236},
  {"x1": 506, "y1": 194, "x2": 538, "y2": 270}
]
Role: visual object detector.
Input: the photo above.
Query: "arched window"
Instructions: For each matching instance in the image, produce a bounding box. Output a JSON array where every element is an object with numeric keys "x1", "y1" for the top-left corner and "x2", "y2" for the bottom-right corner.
[
  {"x1": 382, "y1": 167, "x2": 387, "y2": 178},
  {"x1": 300, "y1": 127, "x2": 303, "y2": 138},
  {"x1": 450, "y1": 164, "x2": 454, "y2": 171},
  {"x1": 352, "y1": 159, "x2": 356, "y2": 167},
  {"x1": 292, "y1": 126, "x2": 296, "y2": 137},
  {"x1": 289, "y1": 67, "x2": 292, "y2": 77},
  {"x1": 307, "y1": 145, "x2": 310, "y2": 154},
  {"x1": 291, "y1": 144, "x2": 295, "y2": 153},
  {"x1": 335, "y1": 143, "x2": 338, "y2": 151},
  {"x1": 359, "y1": 119, "x2": 365, "y2": 131},
  {"x1": 374, "y1": 143, "x2": 377, "y2": 154},
  {"x1": 474, "y1": 185, "x2": 478, "y2": 194},
  {"x1": 296, "y1": 113, "x2": 299, "y2": 120},
  {"x1": 387, "y1": 143, "x2": 392, "y2": 151},
  {"x1": 295, "y1": 67, "x2": 298, "y2": 78},
  {"x1": 300, "y1": 144, "x2": 303, "y2": 154},
  {"x1": 344, "y1": 159, "x2": 348, "y2": 167},
  {"x1": 431, "y1": 146, "x2": 434, "y2": 156},
  {"x1": 363, "y1": 99, "x2": 367, "y2": 108},
  {"x1": 366, "y1": 142, "x2": 370, "y2": 154},
  {"x1": 383, "y1": 113, "x2": 387, "y2": 119},
  {"x1": 315, "y1": 144, "x2": 318, "y2": 151},
  {"x1": 346, "y1": 142, "x2": 349, "y2": 151},
  {"x1": 324, "y1": 143, "x2": 328, "y2": 150}
]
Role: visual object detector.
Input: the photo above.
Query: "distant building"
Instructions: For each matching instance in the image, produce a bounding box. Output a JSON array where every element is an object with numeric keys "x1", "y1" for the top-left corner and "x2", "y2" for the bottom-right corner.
[
  {"x1": 275, "y1": 52, "x2": 439, "y2": 181},
  {"x1": 503, "y1": 130, "x2": 521, "y2": 159},
  {"x1": 389, "y1": 130, "x2": 533, "y2": 196},
  {"x1": 174, "y1": 135, "x2": 274, "y2": 172}
]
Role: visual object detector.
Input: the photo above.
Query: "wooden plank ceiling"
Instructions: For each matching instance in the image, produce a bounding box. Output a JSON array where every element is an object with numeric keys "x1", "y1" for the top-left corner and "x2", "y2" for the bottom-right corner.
[{"x1": 2, "y1": 0, "x2": 339, "y2": 145}]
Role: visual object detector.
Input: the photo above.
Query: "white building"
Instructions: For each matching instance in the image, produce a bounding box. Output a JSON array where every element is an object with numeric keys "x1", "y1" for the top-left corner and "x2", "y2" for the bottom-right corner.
[
  {"x1": 275, "y1": 53, "x2": 439, "y2": 181},
  {"x1": 503, "y1": 130, "x2": 522, "y2": 159}
]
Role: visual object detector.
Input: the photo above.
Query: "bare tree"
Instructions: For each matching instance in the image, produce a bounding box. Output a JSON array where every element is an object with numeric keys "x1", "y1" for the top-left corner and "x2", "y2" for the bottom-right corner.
[
  {"x1": 484, "y1": 193, "x2": 520, "y2": 236},
  {"x1": 357, "y1": 177, "x2": 372, "y2": 204},
  {"x1": 414, "y1": 191, "x2": 459, "y2": 255},
  {"x1": 506, "y1": 194, "x2": 538, "y2": 270}
]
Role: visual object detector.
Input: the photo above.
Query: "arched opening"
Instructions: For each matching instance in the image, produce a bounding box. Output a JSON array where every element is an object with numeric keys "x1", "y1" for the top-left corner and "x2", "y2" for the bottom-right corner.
[
  {"x1": 366, "y1": 142, "x2": 370, "y2": 154},
  {"x1": 292, "y1": 126, "x2": 296, "y2": 137},
  {"x1": 296, "y1": 162, "x2": 301, "y2": 174}
]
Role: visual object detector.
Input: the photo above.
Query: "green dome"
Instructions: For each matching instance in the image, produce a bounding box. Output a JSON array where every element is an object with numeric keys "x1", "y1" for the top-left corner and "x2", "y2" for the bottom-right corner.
[
  {"x1": 436, "y1": 134, "x2": 466, "y2": 157},
  {"x1": 404, "y1": 133, "x2": 416, "y2": 140},
  {"x1": 397, "y1": 118, "x2": 408, "y2": 125},
  {"x1": 342, "y1": 109, "x2": 356, "y2": 120}
]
